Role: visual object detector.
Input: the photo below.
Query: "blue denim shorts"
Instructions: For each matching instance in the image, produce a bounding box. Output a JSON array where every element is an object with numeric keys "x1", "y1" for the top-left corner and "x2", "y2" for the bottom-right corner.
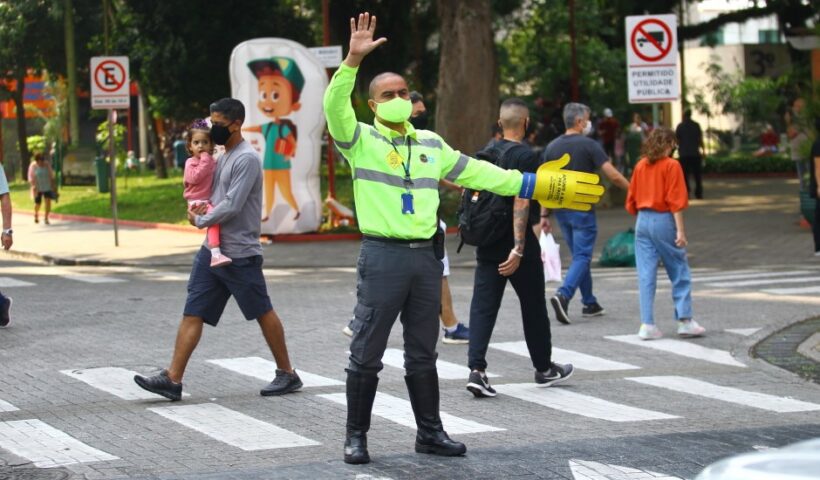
[{"x1": 183, "y1": 247, "x2": 272, "y2": 326}]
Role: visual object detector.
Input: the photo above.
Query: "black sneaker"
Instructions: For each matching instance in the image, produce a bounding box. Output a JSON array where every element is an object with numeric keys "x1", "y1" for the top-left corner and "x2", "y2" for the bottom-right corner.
[
  {"x1": 581, "y1": 302, "x2": 605, "y2": 317},
  {"x1": 0, "y1": 297, "x2": 11, "y2": 328},
  {"x1": 133, "y1": 369, "x2": 183, "y2": 401},
  {"x1": 550, "y1": 294, "x2": 571, "y2": 324},
  {"x1": 534, "y1": 362, "x2": 574, "y2": 387},
  {"x1": 466, "y1": 370, "x2": 496, "y2": 398},
  {"x1": 260, "y1": 369, "x2": 303, "y2": 396}
]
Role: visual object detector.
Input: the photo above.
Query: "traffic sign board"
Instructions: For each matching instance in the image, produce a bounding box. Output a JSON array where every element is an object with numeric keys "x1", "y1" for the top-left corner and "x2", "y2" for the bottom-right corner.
[
  {"x1": 90, "y1": 56, "x2": 130, "y2": 109},
  {"x1": 625, "y1": 15, "x2": 679, "y2": 104}
]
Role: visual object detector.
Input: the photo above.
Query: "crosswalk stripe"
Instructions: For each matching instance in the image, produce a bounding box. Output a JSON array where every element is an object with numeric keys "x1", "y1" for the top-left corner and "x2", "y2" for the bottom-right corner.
[
  {"x1": 725, "y1": 328, "x2": 762, "y2": 336},
  {"x1": 61, "y1": 367, "x2": 190, "y2": 400},
  {"x1": 604, "y1": 335, "x2": 747, "y2": 368},
  {"x1": 626, "y1": 376, "x2": 820, "y2": 413},
  {"x1": 707, "y1": 275, "x2": 820, "y2": 288},
  {"x1": 0, "y1": 419, "x2": 118, "y2": 467},
  {"x1": 0, "y1": 277, "x2": 36, "y2": 287},
  {"x1": 317, "y1": 392, "x2": 504, "y2": 434},
  {"x1": 761, "y1": 285, "x2": 820, "y2": 295},
  {"x1": 148, "y1": 403, "x2": 320, "y2": 450},
  {"x1": 494, "y1": 383, "x2": 678, "y2": 422},
  {"x1": 62, "y1": 274, "x2": 127, "y2": 284},
  {"x1": 206, "y1": 357, "x2": 343, "y2": 387},
  {"x1": 381, "y1": 348, "x2": 498, "y2": 379},
  {"x1": 490, "y1": 341, "x2": 641, "y2": 371},
  {"x1": 0, "y1": 398, "x2": 19, "y2": 412},
  {"x1": 691, "y1": 271, "x2": 808, "y2": 282}
]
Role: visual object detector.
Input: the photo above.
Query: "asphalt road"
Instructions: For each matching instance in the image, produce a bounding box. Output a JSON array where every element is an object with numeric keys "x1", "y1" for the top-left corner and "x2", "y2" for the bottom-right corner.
[{"x1": 0, "y1": 256, "x2": 818, "y2": 479}]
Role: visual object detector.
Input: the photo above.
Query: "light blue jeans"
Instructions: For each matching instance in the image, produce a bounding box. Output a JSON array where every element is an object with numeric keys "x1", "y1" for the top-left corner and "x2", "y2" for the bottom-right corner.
[
  {"x1": 634, "y1": 210, "x2": 693, "y2": 325},
  {"x1": 554, "y1": 209, "x2": 598, "y2": 305}
]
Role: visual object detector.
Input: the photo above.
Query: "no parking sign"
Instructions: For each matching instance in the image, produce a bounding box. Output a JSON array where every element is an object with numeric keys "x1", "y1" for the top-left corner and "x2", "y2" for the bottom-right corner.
[
  {"x1": 625, "y1": 15, "x2": 679, "y2": 103},
  {"x1": 90, "y1": 56, "x2": 129, "y2": 109}
]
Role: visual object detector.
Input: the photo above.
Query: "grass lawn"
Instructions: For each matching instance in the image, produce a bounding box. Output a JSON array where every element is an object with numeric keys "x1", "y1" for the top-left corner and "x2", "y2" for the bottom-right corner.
[{"x1": 9, "y1": 163, "x2": 462, "y2": 230}]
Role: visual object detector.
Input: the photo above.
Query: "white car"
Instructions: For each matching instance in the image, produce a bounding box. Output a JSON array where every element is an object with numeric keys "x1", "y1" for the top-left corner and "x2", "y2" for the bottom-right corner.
[{"x1": 696, "y1": 437, "x2": 820, "y2": 480}]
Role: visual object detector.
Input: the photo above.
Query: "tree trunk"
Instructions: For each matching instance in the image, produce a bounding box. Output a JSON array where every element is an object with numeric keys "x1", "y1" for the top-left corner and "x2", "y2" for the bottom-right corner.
[
  {"x1": 14, "y1": 70, "x2": 30, "y2": 181},
  {"x1": 65, "y1": 0, "x2": 79, "y2": 147},
  {"x1": 142, "y1": 94, "x2": 167, "y2": 179},
  {"x1": 435, "y1": 0, "x2": 497, "y2": 154}
]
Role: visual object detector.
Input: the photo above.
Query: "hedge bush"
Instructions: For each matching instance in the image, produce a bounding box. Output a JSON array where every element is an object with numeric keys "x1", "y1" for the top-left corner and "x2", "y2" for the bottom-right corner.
[{"x1": 703, "y1": 152, "x2": 795, "y2": 174}]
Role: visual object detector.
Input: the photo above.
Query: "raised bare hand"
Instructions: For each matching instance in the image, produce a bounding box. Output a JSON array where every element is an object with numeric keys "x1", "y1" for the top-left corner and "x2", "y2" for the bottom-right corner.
[{"x1": 347, "y1": 12, "x2": 387, "y2": 62}]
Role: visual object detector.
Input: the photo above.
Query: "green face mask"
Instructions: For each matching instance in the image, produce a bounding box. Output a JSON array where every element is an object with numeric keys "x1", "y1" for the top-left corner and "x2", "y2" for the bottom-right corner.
[{"x1": 375, "y1": 97, "x2": 413, "y2": 124}]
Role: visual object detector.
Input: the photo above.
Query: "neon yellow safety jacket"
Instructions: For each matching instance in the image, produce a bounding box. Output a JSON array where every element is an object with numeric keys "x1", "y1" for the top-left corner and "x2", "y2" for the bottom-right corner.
[{"x1": 323, "y1": 64, "x2": 528, "y2": 240}]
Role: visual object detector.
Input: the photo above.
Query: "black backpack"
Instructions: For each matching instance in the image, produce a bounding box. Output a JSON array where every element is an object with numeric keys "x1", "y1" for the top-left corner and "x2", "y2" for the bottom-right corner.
[{"x1": 457, "y1": 141, "x2": 519, "y2": 251}]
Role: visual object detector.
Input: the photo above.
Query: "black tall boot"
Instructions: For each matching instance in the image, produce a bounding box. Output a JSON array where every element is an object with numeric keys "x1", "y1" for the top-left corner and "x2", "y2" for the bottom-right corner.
[
  {"x1": 405, "y1": 369, "x2": 467, "y2": 456},
  {"x1": 344, "y1": 369, "x2": 379, "y2": 464}
]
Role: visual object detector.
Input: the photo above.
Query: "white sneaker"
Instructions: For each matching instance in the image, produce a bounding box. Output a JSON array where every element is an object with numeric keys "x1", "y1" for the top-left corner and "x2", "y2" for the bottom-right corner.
[
  {"x1": 342, "y1": 325, "x2": 353, "y2": 337},
  {"x1": 677, "y1": 319, "x2": 705, "y2": 337},
  {"x1": 638, "y1": 324, "x2": 663, "y2": 340}
]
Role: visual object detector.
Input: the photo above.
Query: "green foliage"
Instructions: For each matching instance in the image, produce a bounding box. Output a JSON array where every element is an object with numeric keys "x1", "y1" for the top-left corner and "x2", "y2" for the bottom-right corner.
[
  {"x1": 703, "y1": 152, "x2": 794, "y2": 174},
  {"x1": 704, "y1": 60, "x2": 787, "y2": 132},
  {"x1": 96, "y1": 120, "x2": 127, "y2": 166},
  {"x1": 27, "y1": 135, "x2": 46, "y2": 154}
]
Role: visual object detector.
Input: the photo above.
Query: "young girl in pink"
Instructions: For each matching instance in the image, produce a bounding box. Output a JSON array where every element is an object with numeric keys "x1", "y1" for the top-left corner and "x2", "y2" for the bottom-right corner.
[{"x1": 184, "y1": 119, "x2": 231, "y2": 267}]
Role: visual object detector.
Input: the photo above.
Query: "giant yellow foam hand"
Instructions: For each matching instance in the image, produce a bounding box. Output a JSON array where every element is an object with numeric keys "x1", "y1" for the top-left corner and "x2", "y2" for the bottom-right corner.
[{"x1": 533, "y1": 154, "x2": 605, "y2": 211}]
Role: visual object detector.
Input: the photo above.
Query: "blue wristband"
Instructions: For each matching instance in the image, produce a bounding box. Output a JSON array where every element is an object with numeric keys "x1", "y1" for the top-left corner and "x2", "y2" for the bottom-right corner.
[{"x1": 519, "y1": 172, "x2": 536, "y2": 199}]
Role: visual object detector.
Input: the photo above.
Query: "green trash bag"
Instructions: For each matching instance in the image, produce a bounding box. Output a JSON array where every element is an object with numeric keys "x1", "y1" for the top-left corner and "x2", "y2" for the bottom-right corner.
[{"x1": 599, "y1": 228, "x2": 636, "y2": 267}]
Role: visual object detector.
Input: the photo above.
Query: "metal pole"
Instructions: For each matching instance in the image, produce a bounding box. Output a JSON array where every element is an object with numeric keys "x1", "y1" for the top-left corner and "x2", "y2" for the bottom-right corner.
[
  {"x1": 322, "y1": 0, "x2": 336, "y2": 199},
  {"x1": 651, "y1": 103, "x2": 660, "y2": 128},
  {"x1": 109, "y1": 109, "x2": 119, "y2": 246}
]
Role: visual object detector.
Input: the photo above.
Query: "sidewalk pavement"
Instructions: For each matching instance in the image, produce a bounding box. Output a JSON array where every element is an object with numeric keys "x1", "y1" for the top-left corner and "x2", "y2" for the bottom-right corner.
[{"x1": 1, "y1": 175, "x2": 814, "y2": 269}]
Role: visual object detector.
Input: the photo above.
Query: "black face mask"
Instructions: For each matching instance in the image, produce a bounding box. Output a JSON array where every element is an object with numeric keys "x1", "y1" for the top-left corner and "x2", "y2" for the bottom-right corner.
[
  {"x1": 211, "y1": 123, "x2": 233, "y2": 146},
  {"x1": 410, "y1": 112, "x2": 429, "y2": 130}
]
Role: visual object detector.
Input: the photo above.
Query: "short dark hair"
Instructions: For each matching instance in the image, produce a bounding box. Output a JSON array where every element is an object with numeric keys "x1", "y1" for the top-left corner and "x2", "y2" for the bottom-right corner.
[
  {"x1": 409, "y1": 91, "x2": 424, "y2": 104},
  {"x1": 209, "y1": 98, "x2": 245, "y2": 123},
  {"x1": 683, "y1": 109, "x2": 692, "y2": 119}
]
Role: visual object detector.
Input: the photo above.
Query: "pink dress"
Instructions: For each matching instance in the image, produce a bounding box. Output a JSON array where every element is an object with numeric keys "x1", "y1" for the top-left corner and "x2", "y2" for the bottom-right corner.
[{"x1": 183, "y1": 153, "x2": 220, "y2": 247}]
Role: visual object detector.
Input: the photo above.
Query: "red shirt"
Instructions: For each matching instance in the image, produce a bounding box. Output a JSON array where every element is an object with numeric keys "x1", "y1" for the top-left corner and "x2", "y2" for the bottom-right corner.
[
  {"x1": 598, "y1": 117, "x2": 619, "y2": 144},
  {"x1": 626, "y1": 157, "x2": 689, "y2": 215}
]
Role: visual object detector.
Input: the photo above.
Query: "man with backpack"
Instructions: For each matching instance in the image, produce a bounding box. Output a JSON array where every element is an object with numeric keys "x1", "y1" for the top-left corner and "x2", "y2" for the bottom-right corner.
[
  {"x1": 463, "y1": 98, "x2": 574, "y2": 398},
  {"x1": 544, "y1": 103, "x2": 630, "y2": 325}
]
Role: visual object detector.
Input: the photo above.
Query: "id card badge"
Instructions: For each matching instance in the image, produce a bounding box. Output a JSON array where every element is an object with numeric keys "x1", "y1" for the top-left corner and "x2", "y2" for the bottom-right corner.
[{"x1": 401, "y1": 192, "x2": 415, "y2": 214}]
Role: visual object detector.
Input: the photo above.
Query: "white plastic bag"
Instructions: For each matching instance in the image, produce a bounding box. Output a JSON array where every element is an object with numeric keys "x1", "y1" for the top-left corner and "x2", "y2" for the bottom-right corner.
[{"x1": 540, "y1": 232, "x2": 562, "y2": 283}]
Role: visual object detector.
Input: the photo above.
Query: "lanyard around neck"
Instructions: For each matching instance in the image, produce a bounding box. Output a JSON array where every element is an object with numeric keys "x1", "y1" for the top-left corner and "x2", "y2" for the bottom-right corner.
[{"x1": 391, "y1": 138, "x2": 412, "y2": 189}]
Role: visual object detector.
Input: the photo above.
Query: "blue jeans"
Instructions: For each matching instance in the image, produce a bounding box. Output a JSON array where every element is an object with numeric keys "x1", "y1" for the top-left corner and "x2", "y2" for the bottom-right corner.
[
  {"x1": 634, "y1": 210, "x2": 693, "y2": 325},
  {"x1": 554, "y1": 210, "x2": 597, "y2": 305}
]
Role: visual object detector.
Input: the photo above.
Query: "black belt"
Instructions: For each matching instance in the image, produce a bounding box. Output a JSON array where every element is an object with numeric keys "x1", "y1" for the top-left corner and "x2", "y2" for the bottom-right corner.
[{"x1": 363, "y1": 235, "x2": 433, "y2": 249}]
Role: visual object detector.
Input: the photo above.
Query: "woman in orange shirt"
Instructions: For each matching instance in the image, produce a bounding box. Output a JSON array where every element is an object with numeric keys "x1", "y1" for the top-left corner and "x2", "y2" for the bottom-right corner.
[{"x1": 626, "y1": 128, "x2": 705, "y2": 340}]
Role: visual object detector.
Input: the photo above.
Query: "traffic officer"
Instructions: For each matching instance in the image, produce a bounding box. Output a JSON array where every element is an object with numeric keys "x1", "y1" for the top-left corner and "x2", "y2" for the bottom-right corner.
[{"x1": 324, "y1": 12, "x2": 604, "y2": 465}]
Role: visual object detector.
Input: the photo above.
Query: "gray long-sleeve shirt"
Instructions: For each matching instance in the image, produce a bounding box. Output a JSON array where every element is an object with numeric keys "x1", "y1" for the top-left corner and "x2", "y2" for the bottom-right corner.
[{"x1": 195, "y1": 140, "x2": 263, "y2": 258}]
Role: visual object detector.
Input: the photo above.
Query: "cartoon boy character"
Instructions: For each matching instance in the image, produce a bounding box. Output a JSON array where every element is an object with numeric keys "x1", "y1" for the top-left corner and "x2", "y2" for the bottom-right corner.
[{"x1": 244, "y1": 57, "x2": 305, "y2": 221}]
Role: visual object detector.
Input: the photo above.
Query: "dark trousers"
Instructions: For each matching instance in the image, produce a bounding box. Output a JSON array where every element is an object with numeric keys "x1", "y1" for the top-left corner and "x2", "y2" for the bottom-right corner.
[
  {"x1": 679, "y1": 155, "x2": 703, "y2": 199},
  {"x1": 814, "y1": 197, "x2": 820, "y2": 253},
  {"x1": 348, "y1": 239, "x2": 443, "y2": 375},
  {"x1": 467, "y1": 257, "x2": 552, "y2": 372}
]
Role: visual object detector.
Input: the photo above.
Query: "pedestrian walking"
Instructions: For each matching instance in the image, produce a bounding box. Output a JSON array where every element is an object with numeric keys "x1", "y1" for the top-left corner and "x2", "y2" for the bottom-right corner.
[
  {"x1": 810, "y1": 117, "x2": 820, "y2": 257},
  {"x1": 786, "y1": 98, "x2": 811, "y2": 191},
  {"x1": 626, "y1": 128, "x2": 705, "y2": 340},
  {"x1": 544, "y1": 103, "x2": 630, "y2": 325},
  {"x1": 183, "y1": 119, "x2": 231, "y2": 267},
  {"x1": 28, "y1": 153, "x2": 57, "y2": 225},
  {"x1": 597, "y1": 108, "x2": 619, "y2": 164},
  {"x1": 0, "y1": 164, "x2": 13, "y2": 328},
  {"x1": 465, "y1": 98, "x2": 573, "y2": 399},
  {"x1": 324, "y1": 13, "x2": 602, "y2": 465},
  {"x1": 134, "y1": 98, "x2": 302, "y2": 401},
  {"x1": 675, "y1": 110, "x2": 705, "y2": 199}
]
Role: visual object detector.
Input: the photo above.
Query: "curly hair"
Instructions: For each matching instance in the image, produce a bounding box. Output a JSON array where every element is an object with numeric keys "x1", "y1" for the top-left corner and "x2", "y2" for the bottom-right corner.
[{"x1": 641, "y1": 127, "x2": 677, "y2": 164}]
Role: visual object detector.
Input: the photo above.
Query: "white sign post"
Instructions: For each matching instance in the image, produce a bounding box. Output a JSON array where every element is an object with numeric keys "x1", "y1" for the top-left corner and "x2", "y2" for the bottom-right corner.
[
  {"x1": 625, "y1": 15, "x2": 679, "y2": 104},
  {"x1": 90, "y1": 56, "x2": 129, "y2": 246}
]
